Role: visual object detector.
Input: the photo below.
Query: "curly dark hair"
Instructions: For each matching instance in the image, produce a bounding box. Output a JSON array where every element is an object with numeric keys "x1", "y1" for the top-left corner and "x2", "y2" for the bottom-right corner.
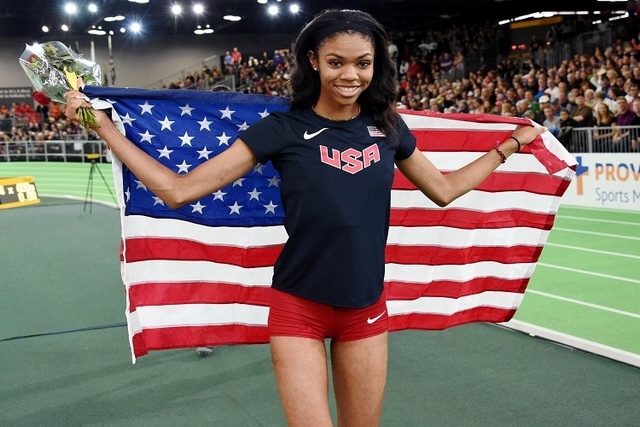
[{"x1": 289, "y1": 9, "x2": 400, "y2": 144}]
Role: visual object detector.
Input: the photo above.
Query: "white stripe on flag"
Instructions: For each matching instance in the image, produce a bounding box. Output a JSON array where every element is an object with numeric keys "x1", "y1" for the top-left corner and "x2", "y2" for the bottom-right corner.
[{"x1": 387, "y1": 291, "x2": 525, "y2": 316}]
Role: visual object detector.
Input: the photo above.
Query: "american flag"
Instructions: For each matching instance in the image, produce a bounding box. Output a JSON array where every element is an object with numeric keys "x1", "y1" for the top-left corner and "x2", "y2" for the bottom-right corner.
[{"x1": 82, "y1": 86, "x2": 576, "y2": 362}]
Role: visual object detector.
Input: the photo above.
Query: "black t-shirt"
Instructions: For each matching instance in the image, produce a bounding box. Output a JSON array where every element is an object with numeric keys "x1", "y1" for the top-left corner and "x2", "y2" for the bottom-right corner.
[{"x1": 240, "y1": 107, "x2": 416, "y2": 307}]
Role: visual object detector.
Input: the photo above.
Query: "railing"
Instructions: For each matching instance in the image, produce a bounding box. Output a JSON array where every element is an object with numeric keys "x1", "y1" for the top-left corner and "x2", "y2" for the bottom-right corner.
[
  {"x1": 0, "y1": 139, "x2": 109, "y2": 163},
  {"x1": 561, "y1": 125, "x2": 640, "y2": 153}
]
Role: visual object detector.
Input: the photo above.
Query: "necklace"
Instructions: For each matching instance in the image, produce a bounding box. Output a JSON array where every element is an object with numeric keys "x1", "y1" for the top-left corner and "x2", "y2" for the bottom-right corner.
[{"x1": 312, "y1": 105, "x2": 361, "y2": 121}]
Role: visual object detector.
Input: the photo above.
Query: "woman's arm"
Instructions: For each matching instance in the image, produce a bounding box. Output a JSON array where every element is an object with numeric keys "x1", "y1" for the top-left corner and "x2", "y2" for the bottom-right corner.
[
  {"x1": 396, "y1": 125, "x2": 545, "y2": 207},
  {"x1": 65, "y1": 91, "x2": 257, "y2": 209}
]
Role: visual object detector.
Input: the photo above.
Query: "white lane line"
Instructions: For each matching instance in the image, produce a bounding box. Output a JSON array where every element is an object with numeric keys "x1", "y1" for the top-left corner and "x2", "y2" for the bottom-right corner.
[
  {"x1": 498, "y1": 320, "x2": 640, "y2": 368},
  {"x1": 525, "y1": 289, "x2": 640, "y2": 319},
  {"x1": 537, "y1": 262, "x2": 640, "y2": 284},
  {"x1": 556, "y1": 215, "x2": 640, "y2": 227},
  {"x1": 552, "y1": 227, "x2": 640, "y2": 241},
  {"x1": 545, "y1": 243, "x2": 640, "y2": 260}
]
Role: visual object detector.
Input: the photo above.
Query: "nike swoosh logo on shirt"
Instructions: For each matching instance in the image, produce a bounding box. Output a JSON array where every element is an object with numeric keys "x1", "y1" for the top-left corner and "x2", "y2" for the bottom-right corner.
[
  {"x1": 367, "y1": 311, "x2": 386, "y2": 325},
  {"x1": 303, "y1": 128, "x2": 329, "y2": 140}
]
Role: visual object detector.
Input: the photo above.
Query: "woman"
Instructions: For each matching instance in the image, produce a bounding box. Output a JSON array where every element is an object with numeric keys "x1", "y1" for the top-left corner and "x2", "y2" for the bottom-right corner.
[
  {"x1": 593, "y1": 102, "x2": 617, "y2": 152},
  {"x1": 65, "y1": 9, "x2": 543, "y2": 426}
]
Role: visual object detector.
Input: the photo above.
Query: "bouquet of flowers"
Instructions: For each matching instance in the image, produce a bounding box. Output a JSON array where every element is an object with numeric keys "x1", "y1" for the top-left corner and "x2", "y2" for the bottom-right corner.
[{"x1": 19, "y1": 41, "x2": 102, "y2": 128}]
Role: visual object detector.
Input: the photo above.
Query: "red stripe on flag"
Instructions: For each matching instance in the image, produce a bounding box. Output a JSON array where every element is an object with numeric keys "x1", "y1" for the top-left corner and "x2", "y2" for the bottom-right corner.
[
  {"x1": 133, "y1": 324, "x2": 271, "y2": 355},
  {"x1": 386, "y1": 277, "x2": 529, "y2": 300},
  {"x1": 128, "y1": 282, "x2": 271, "y2": 311},
  {"x1": 388, "y1": 306, "x2": 517, "y2": 331},
  {"x1": 393, "y1": 169, "x2": 571, "y2": 196},
  {"x1": 413, "y1": 129, "x2": 515, "y2": 152},
  {"x1": 389, "y1": 208, "x2": 555, "y2": 229},
  {"x1": 385, "y1": 244, "x2": 543, "y2": 265},
  {"x1": 123, "y1": 238, "x2": 283, "y2": 265}
]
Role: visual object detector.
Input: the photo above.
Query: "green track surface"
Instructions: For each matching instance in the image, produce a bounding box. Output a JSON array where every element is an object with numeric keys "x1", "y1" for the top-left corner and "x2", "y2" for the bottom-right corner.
[
  {"x1": 515, "y1": 206, "x2": 640, "y2": 355},
  {"x1": 0, "y1": 161, "x2": 116, "y2": 205}
]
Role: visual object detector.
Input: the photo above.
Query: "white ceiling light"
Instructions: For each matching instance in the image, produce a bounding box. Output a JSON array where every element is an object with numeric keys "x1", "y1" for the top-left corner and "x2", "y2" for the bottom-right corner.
[
  {"x1": 223, "y1": 15, "x2": 241, "y2": 21},
  {"x1": 104, "y1": 15, "x2": 125, "y2": 22}
]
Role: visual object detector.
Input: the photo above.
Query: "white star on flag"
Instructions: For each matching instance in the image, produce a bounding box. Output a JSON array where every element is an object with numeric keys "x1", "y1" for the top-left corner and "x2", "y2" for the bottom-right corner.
[
  {"x1": 190, "y1": 201, "x2": 205, "y2": 213},
  {"x1": 179, "y1": 132, "x2": 194, "y2": 146},
  {"x1": 217, "y1": 132, "x2": 231, "y2": 146},
  {"x1": 198, "y1": 117, "x2": 213, "y2": 131},
  {"x1": 180, "y1": 104, "x2": 195, "y2": 116},
  {"x1": 197, "y1": 146, "x2": 213, "y2": 159},
  {"x1": 212, "y1": 190, "x2": 226, "y2": 201},
  {"x1": 248, "y1": 188, "x2": 262, "y2": 200},
  {"x1": 228, "y1": 201, "x2": 242, "y2": 215},
  {"x1": 139, "y1": 130, "x2": 155, "y2": 143},
  {"x1": 220, "y1": 106, "x2": 235, "y2": 119},
  {"x1": 159, "y1": 116, "x2": 175, "y2": 131},
  {"x1": 176, "y1": 160, "x2": 192, "y2": 173},
  {"x1": 139, "y1": 101, "x2": 154, "y2": 114},
  {"x1": 263, "y1": 201, "x2": 278, "y2": 214},
  {"x1": 157, "y1": 146, "x2": 173, "y2": 159},
  {"x1": 120, "y1": 113, "x2": 136, "y2": 126}
]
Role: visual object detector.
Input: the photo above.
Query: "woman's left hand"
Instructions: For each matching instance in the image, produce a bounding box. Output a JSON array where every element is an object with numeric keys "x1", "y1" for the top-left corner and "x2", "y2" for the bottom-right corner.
[{"x1": 503, "y1": 124, "x2": 547, "y2": 154}]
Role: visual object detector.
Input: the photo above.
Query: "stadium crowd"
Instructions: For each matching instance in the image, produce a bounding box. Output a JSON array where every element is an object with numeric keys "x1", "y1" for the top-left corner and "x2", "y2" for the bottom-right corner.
[{"x1": 2, "y1": 14, "x2": 640, "y2": 161}]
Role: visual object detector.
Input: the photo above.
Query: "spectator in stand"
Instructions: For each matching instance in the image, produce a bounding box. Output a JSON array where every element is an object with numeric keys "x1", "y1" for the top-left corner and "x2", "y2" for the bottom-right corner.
[
  {"x1": 545, "y1": 77, "x2": 560, "y2": 101},
  {"x1": 515, "y1": 99, "x2": 529, "y2": 118},
  {"x1": 406, "y1": 56, "x2": 423, "y2": 82},
  {"x1": 231, "y1": 47, "x2": 242, "y2": 66},
  {"x1": 625, "y1": 83, "x2": 639, "y2": 103},
  {"x1": 571, "y1": 94, "x2": 595, "y2": 127},
  {"x1": 530, "y1": 34, "x2": 542, "y2": 53},
  {"x1": 628, "y1": 97, "x2": 640, "y2": 151},
  {"x1": 584, "y1": 88, "x2": 597, "y2": 109},
  {"x1": 593, "y1": 102, "x2": 618, "y2": 152},
  {"x1": 612, "y1": 96, "x2": 636, "y2": 151},
  {"x1": 538, "y1": 95, "x2": 557, "y2": 117},
  {"x1": 535, "y1": 75, "x2": 548, "y2": 100},
  {"x1": 440, "y1": 52, "x2": 453, "y2": 73},
  {"x1": 542, "y1": 106, "x2": 562, "y2": 137},
  {"x1": 557, "y1": 109, "x2": 579, "y2": 151}
]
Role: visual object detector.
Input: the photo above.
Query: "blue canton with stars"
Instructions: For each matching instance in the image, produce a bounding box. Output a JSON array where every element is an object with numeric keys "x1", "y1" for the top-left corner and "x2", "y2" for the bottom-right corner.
[{"x1": 83, "y1": 86, "x2": 290, "y2": 227}]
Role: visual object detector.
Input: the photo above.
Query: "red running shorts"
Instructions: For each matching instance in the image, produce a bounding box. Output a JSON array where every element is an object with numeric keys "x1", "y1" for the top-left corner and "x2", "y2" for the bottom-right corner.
[{"x1": 268, "y1": 288, "x2": 388, "y2": 342}]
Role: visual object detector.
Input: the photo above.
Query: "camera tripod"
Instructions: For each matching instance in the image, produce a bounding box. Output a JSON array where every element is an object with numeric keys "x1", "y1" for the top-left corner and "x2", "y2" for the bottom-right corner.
[{"x1": 84, "y1": 154, "x2": 116, "y2": 213}]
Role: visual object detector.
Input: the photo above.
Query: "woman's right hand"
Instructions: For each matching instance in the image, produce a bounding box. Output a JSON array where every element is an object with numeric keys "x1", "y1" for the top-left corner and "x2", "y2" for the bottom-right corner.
[{"x1": 63, "y1": 78, "x2": 107, "y2": 129}]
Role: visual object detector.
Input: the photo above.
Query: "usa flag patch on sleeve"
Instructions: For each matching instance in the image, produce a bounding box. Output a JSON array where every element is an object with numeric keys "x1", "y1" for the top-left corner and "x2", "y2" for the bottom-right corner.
[{"x1": 367, "y1": 126, "x2": 385, "y2": 137}]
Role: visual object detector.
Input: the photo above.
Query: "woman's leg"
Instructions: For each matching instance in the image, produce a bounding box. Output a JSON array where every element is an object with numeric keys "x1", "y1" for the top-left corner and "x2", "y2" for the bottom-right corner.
[
  {"x1": 271, "y1": 336, "x2": 333, "y2": 427},
  {"x1": 330, "y1": 332, "x2": 388, "y2": 427}
]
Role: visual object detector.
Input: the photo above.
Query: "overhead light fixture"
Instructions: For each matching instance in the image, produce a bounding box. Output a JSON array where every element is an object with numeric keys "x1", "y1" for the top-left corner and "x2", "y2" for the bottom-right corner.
[
  {"x1": 88, "y1": 29, "x2": 107, "y2": 35},
  {"x1": 194, "y1": 25, "x2": 214, "y2": 35},
  {"x1": 64, "y1": 3, "x2": 78, "y2": 14},
  {"x1": 289, "y1": 4, "x2": 300, "y2": 14},
  {"x1": 129, "y1": 22, "x2": 142, "y2": 33},
  {"x1": 223, "y1": 15, "x2": 241, "y2": 22},
  {"x1": 171, "y1": 4, "x2": 182, "y2": 15},
  {"x1": 128, "y1": 0, "x2": 150, "y2": 3},
  {"x1": 268, "y1": 5, "x2": 279, "y2": 15},
  {"x1": 61, "y1": 24, "x2": 69, "y2": 31},
  {"x1": 88, "y1": 3, "x2": 98, "y2": 13},
  {"x1": 193, "y1": 4, "x2": 204, "y2": 14},
  {"x1": 104, "y1": 15, "x2": 126, "y2": 22},
  {"x1": 257, "y1": 0, "x2": 267, "y2": 4},
  {"x1": 42, "y1": 26, "x2": 49, "y2": 33}
]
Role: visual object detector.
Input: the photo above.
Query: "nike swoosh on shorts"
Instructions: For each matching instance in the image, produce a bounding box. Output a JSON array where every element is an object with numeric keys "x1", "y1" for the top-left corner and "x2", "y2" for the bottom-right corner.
[{"x1": 367, "y1": 311, "x2": 386, "y2": 324}]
